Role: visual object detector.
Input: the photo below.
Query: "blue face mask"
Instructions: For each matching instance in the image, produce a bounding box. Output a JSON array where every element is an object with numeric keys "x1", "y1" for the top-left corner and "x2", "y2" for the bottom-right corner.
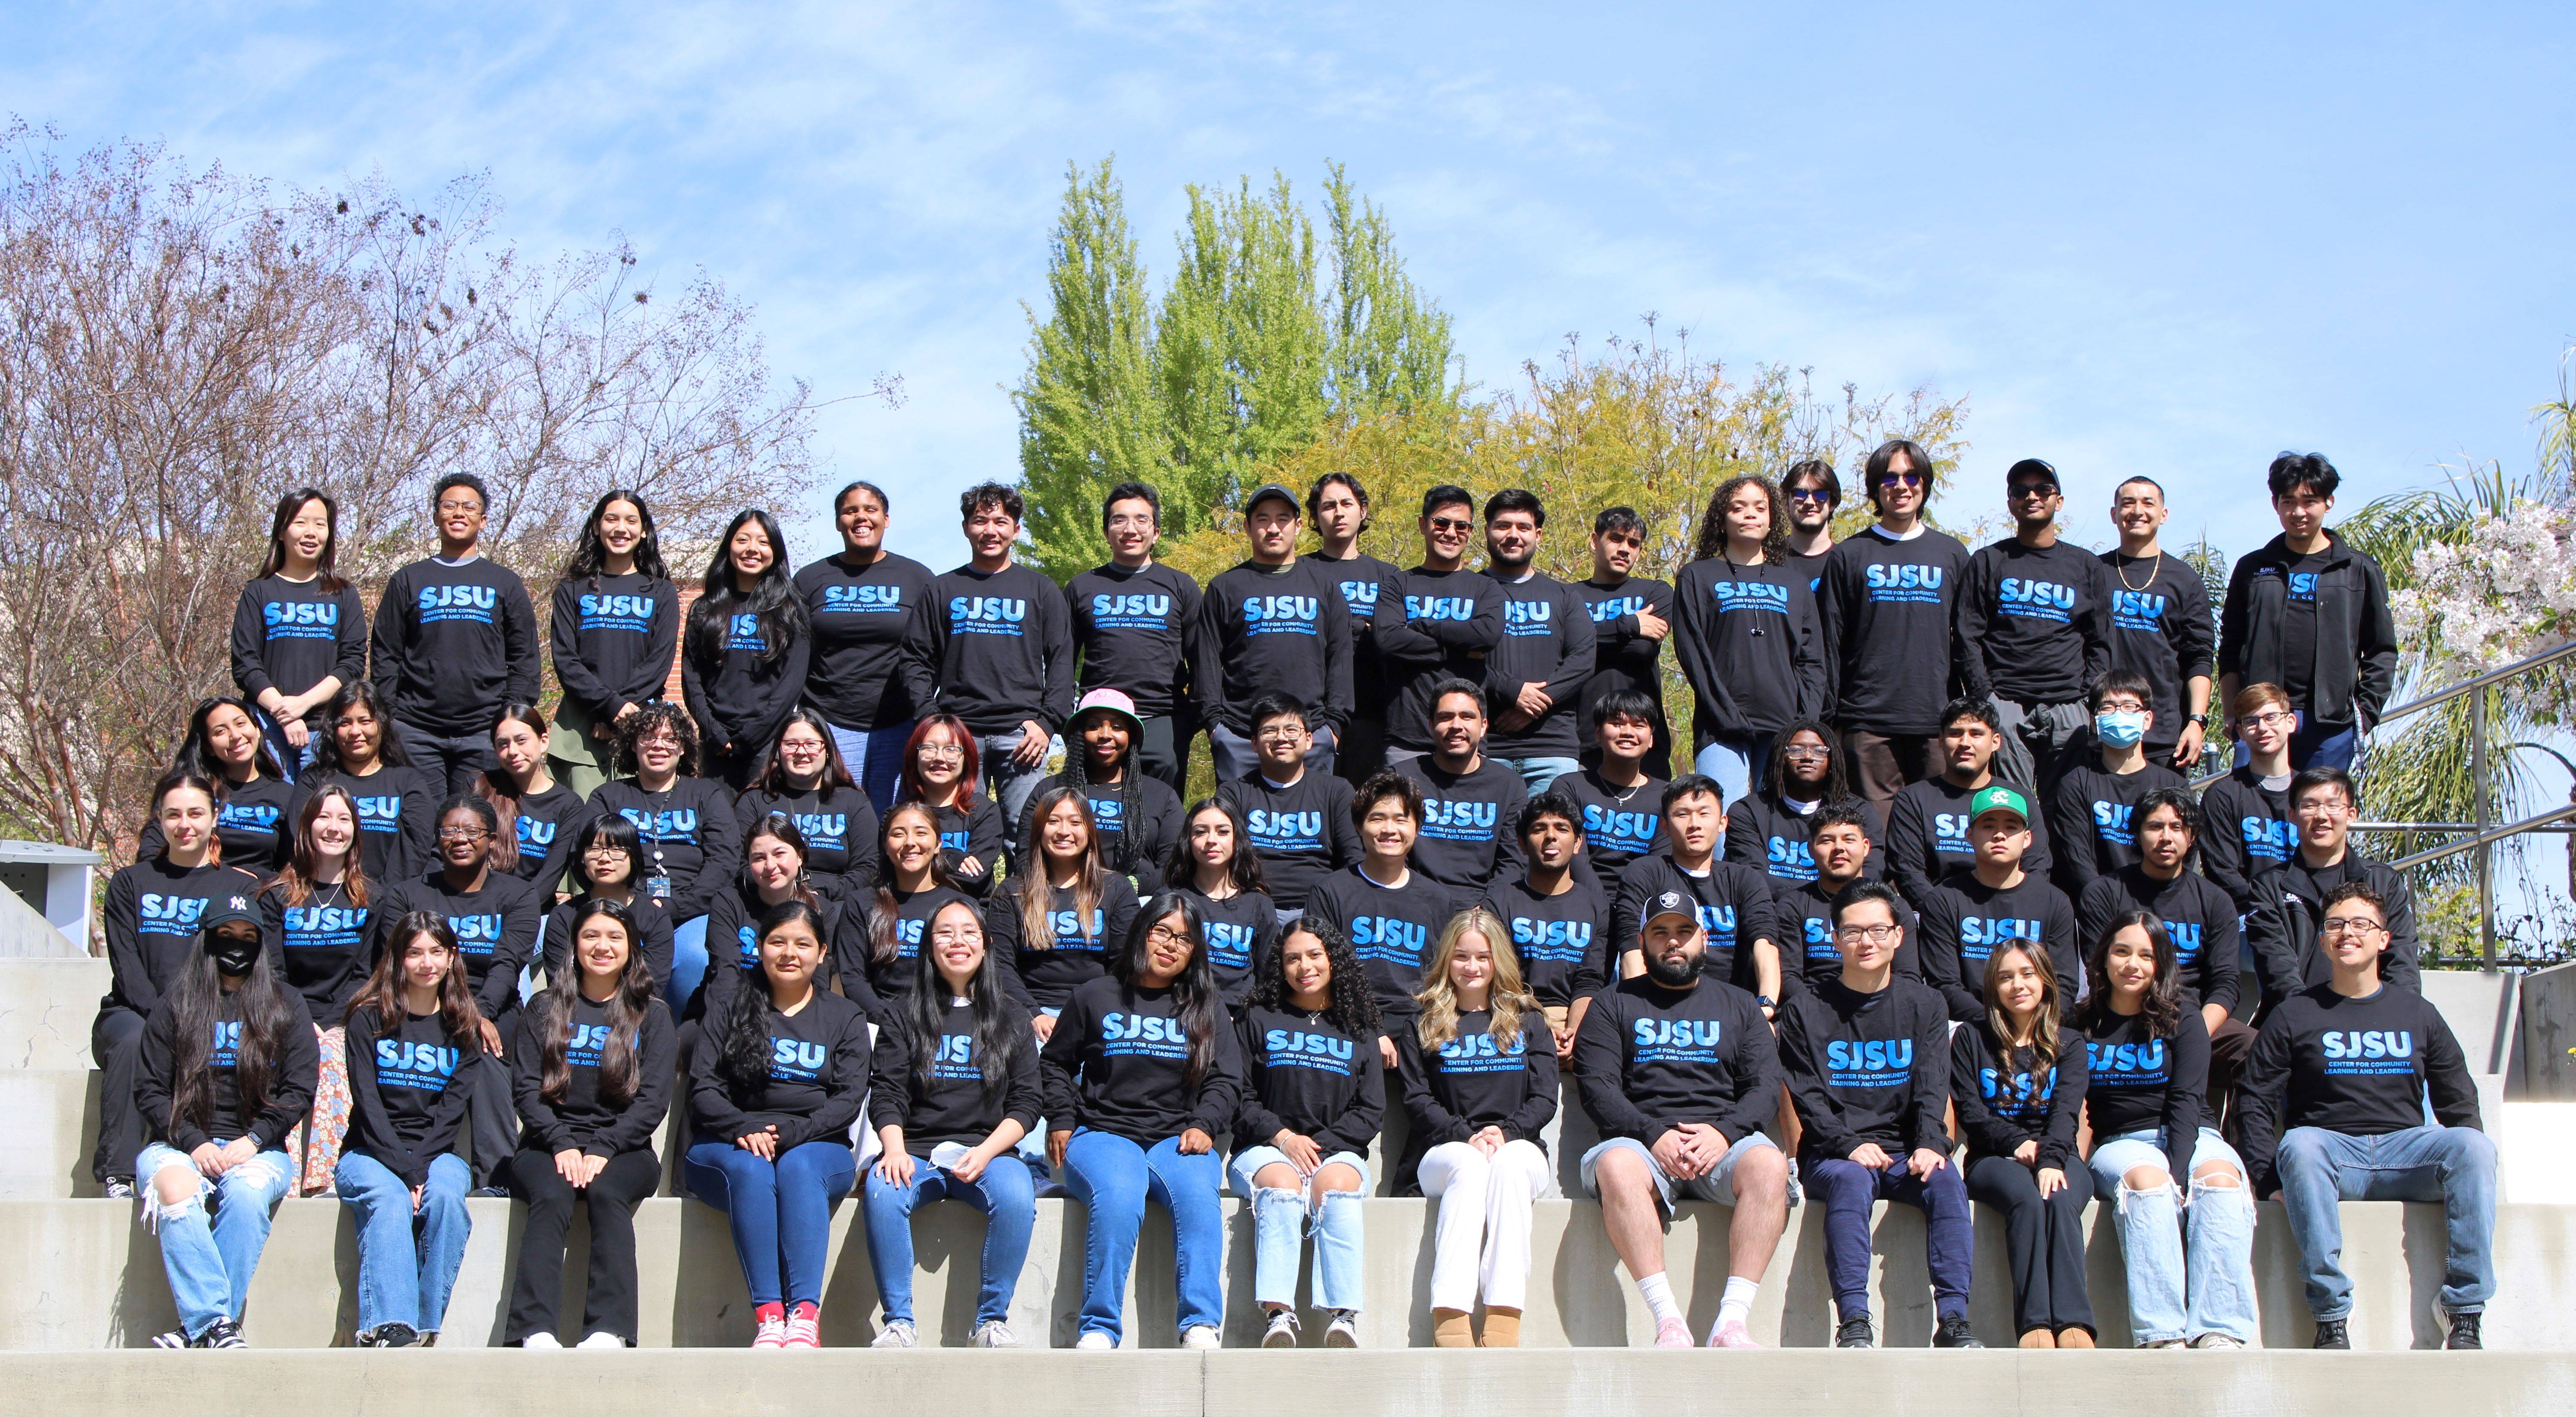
[{"x1": 2095, "y1": 710, "x2": 2149, "y2": 748}]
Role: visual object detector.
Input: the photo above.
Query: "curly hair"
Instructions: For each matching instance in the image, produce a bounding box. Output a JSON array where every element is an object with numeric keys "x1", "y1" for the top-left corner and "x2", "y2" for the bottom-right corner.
[
  {"x1": 614, "y1": 699, "x2": 701, "y2": 779},
  {"x1": 1249, "y1": 913, "x2": 1382, "y2": 1041},
  {"x1": 1691, "y1": 474, "x2": 1789, "y2": 564}
]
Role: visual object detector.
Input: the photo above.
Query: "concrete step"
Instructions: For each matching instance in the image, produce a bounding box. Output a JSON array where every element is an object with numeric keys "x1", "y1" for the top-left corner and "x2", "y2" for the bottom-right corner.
[
  {"x1": 3, "y1": 1195, "x2": 2562, "y2": 1352},
  {"x1": 11, "y1": 1349, "x2": 2573, "y2": 1416},
  {"x1": 1, "y1": 1070, "x2": 99, "y2": 1198},
  {"x1": 0, "y1": 958, "x2": 107, "y2": 1070}
]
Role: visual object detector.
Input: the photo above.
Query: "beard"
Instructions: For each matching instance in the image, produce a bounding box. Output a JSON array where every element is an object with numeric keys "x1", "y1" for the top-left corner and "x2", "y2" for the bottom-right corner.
[{"x1": 1643, "y1": 948, "x2": 1704, "y2": 987}]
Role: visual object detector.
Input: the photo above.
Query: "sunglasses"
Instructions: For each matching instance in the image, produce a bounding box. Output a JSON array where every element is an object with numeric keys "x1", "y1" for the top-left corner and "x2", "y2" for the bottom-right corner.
[
  {"x1": 1876, "y1": 471, "x2": 1924, "y2": 489},
  {"x1": 1428, "y1": 516, "x2": 1473, "y2": 533},
  {"x1": 1787, "y1": 487, "x2": 1835, "y2": 503}
]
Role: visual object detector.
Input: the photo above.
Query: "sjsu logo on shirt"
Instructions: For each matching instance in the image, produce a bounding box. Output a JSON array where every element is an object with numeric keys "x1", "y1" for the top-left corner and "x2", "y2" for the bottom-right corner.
[
  {"x1": 619, "y1": 808, "x2": 700, "y2": 840},
  {"x1": 1502, "y1": 599, "x2": 1552, "y2": 632},
  {"x1": 1264, "y1": 1028, "x2": 1355, "y2": 1062},
  {"x1": 517, "y1": 816, "x2": 556, "y2": 848},
  {"x1": 1766, "y1": 836, "x2": 1817, "y2": 878},
  {"x1": 1349, "y1": 915, "x2": 1427, "y2": 959},
  {"x1": 1633, "y1": 1019, "x2": 1722, "y2": 1049},
  {"x1": 1826, "y1": 1038, "x2": 1913, "y2": 1070},
  {"x1": 1247, "y1": 808, "x2": 1324, "y2": 848},
  {"x1": 2242, "y1": 816, "x2": 2298, "y2": 860},
  {"x1": 448, "y1": 912, "x2": 504, "y2": 954},
  {"x1": 2110, "y1": 590, "x2": 2167, "y2": 628},
  {"x1": 819, "y1": 584, "x2": 903, "y2": 613},
  {"x1": 211, "y1": 1021, "x2": 243, "y2": 1064},
  {"x1": 1587, "y1": 595, "x2": 1646, "y2": 623},
  {"x1": 1801, "y1": 915, "x2": 1837, "y2": 961},
  {"x1": 2288, "y1": 572, "x2": 2319, "y2": 601},
  {"x1": 1092, "y1": 593, "x2": 1173, "y2": 620},
  {"x1": 790, "y1": 812, "x2": 847, "y2": 848},
  {"x1": 376, "y1": 1038, "x2": 461, "y2": 1081},
  {"x1": 1711, "y1": 581, "x2": 1790, "y2": 613},
  {"x1": 139, "y1": 894, "x2": 209, "y2": 927},
  {"x1": 1959, "y1": 916, "x2": 2043, "y2": 955},
  {"x1": 1422, "y1": 799, "x2": 1499, "y2": 833},
  {"x1": 1934, "y1": 812, "x2": 1971, "y2": 851},
  {"x1": 726, "y1": 613, "x2": 767, "y2": 652},
  {"x1": 1202, "y1": 919, "x2": 1255, "y2": 968},
  {"x1": 578, "y1": 593, "x2": 659, "y2": 622},
  {"x1": 2092, "y1": 802, "x2": 2136, "y2": 844},
  {"x1": 950, "y1": 596, "x2": 1027, "y2": 624},
  {"x1": 1865, "y1": 564, "x2": 1944, "y2": 590},
  {"x1": 2322, "y1": 1030, "x2": 2414, "y2": 1060},
  {"x1": 1437, "y1": 1031, "x2": 1527, "y2": 1062},
  {"x1": 219, "y1": 802, "x2": 280, "y2": 833},
  {"x1": 1337, "y1": 580, "x2": 1380, "y2": 612},
  {"x1": 2165, "y1": 921, "x2": 2204, "y2": 960},
  {"x1": 1046, "y1": 908, "x2": 1106, "y2": 946},
  {"x1": 1510, "y1": 916, "x2": 1591, "y2": 962},
  {"x1": 283, "y1": 904, "x2": 367, "y2": 940},
  {"x1": 769, "y1": 1037, "x2": 828, "y2": 1080},
  {"x1": 2087, "y1": 1039, "x2": 2168, "y2": 1080},
  {"x1": 569, "y1": 1024, "x2": 611, "y2": 1053},
  {"x1": 1997, "y1": 578, "x2": 2077, "y2": 612},
  {"x1": 735, "y1": 925, "x2": 760, "y2": 967},
  {"x1": 1242, "y1": 595, "x2": 1320, "y2": 631},
  {"x1": 263, "y1": 600, "x2": 339, "y2": 629},
  {"x1": 418, "y1": 584, "x2": 496, "y2": 612},
  {"x1": 1697, "y1": 903, "x2": 1738, "y2": 940},
  {"x1": 353, "y1": 794, "x2": 402, "y2": 830},
  {"x1": 1979, "y1": 1065, "x2": 2054, "y2": 1116},
  {"x1": 1581, "y1": 805, "x2": 1659, "y2": 852},
  {"x1": 935, "y1": 1034, "x2": 974, "y2": 1066},
  {"x1": 1102, "y1": 1011, "x2": 1189, "y2": 1043},
  {"x1": 1406, "y1": 595, "x2": 1478, "y2": 622}
]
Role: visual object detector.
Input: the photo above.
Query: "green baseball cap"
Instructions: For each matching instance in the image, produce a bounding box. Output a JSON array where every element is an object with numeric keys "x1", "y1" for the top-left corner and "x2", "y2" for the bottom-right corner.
[{"x1": 1969, "y1": 784, "x2": 2030, "y2": 825}]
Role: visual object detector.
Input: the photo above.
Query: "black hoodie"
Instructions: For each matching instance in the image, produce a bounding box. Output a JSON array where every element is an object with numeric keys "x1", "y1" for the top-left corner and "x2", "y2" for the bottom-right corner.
[
  {"x1": 2219, "y1": 532, "x2": 2399, "y2": 732},
  {"x1": 925, "y1": 562, "x2": 1076, "y2": 737},
  {"x1": 1776, "y1": 974, "x2": 1950, "y2": 1162},
  {"x1": 1954, "y1": 537, "x2": 2112, "y2": 705},
  {"x1": 510, "y1": 993, "x2": 677, "y2": 1157},
  {"x1": 1672, "y1": 556, "x2": 1827, "y2": 746},
  {"x1": 1039, "y1": 975, "x2": 1242, "y2": 1144},
  {"x1": 796, "y1": 551, "x2": 939, "y2": 730},
  {"x1": 1819, "y1": 526, "x2": 1972, "y2": 737},
  {"x1": 1479, "y1": 567, "x2": 1597, "y2": 758},
  {"x1": 548, "y1": 573, "x2": 681, "y2": 726},
  {"x1": 1069, "y1": 562, "x2": 1203, "y2": 721},
  {"x1": 231, "y1": 575, "x2": 368, "y2": 732},
  {"x1": 370, "y1": 555, "x2": 542, "y2": 737},
  {"x1": 1371, "y1": 565, "x2": 1504, "y2": 751},
  {"x1": 1197, "y1": 557, "x2": 1354, "y2": 736}
]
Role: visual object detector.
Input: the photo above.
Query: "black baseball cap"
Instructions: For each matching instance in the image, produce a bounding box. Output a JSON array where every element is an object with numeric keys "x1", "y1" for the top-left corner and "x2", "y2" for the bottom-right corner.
[
  {"x1": 1245, "y1": 483, "x2": 1301, "y2": 517},
  {"x1": 2005, "y1": 458, "x2": 2059, "y2": 492},
  {"x1": 199, "y1": 894, "x2": 261, "y2": 935}
]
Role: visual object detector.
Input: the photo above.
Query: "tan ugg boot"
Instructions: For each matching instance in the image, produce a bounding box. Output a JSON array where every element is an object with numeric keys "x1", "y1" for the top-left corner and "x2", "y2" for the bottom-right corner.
[
  {"x1": 1432, "y1": 1309, "x2": 1474, "y2": 1347},
  {"x1": 1479, "y1": 1308, "x2": 1521, "y2": 1348}
]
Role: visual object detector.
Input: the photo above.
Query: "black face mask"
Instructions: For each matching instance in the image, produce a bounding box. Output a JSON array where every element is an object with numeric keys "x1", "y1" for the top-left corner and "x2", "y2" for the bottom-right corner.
[{"x1": 208, "y1": 932, "x2": 262, "y2": 978}]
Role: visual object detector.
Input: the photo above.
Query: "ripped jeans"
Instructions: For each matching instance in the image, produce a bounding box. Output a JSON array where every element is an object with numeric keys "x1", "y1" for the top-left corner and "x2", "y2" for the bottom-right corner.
[
  {"x1": 1230, "y1": 1145, "x2": 1370, "y2": 1314},
  {"x1": 2087, "y1": 1128, "x2": 2257, "y2": 1344},
  {"x1": 135, "y1": 1140, "x2": 296, "y2": 1340}
]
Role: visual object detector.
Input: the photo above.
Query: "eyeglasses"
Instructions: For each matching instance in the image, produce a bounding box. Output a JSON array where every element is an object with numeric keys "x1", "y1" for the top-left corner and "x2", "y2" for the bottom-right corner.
[
  {"x1": 927, "y1": 926, "x2": 982, "y2": 946},
  {"x1": 1835, "y1": 923, "x2": 1902, "y2": 944},
  {"x1": 437, "y1": 827, "x2": 491, "y2": 842},
  {"x1": 435, "y1": 499, "x2": 484, "y2": 514},
  {"x1": 1145, "y1": 924, "x2": 1192, "y2": 946},
  {"x1": 1428, "y1": 516, "x2": 1473, "y2": 533},
  {"x1": 582, "y1": 848, "x2": 628, "y2": 860},
  {"x1": 1781, "y1": 746, "x2": 1831, "y2": 762},
  {"x1": 917, "y1": 744, "x2": 965, "y2": 761},
  {"x1": 2320, "y1": 917, "x2": 2388, "y2": 939},
  {"x1": 2242, "y1": 710, "x2": 2295, "y2": 730},
  {"x1": 1256, "y1": 725, "x2": 1309, "y2": 741}
]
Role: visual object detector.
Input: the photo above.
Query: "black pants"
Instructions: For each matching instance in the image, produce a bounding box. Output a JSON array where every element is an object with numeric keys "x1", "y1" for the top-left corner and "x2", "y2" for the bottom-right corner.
[
  {"x1": 395, "y1": 722, "x2": 501, "y2": 797},
  {"x1": 1137, "y1": 715, "x2": 1188, "y2": 797},
  {"x1": 1965, "y1": 1152, "x2": 2096, "y2": 1336},
  {"x1": 504, "y1": 1146, "x2": 663, "y2": 1344},
  {"x1": 468, "y1": 1048, "x2": 519, "y2": 1189},
  {"x1": 2208, "y1": 1017, "x2": 2259, "y2": 1141},
  {"x1": 90, "y1": 1005, "x2": 148, "y2": 1184}
]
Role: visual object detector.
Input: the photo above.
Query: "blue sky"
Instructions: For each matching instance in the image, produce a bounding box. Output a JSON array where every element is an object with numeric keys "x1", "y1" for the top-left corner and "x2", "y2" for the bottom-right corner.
[{"x1": 8, "y1": 2, "x2": 2573, "y2": 572}]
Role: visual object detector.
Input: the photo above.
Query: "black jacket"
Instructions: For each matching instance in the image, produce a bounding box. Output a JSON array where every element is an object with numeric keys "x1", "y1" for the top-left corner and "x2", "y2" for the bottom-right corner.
[
  {"x1": 2244, "y1": 851, "x2": 2421, "y2": 1016},
  {"x1": 2218, "y1": 532, "x2": 2399, "y2": 731}
]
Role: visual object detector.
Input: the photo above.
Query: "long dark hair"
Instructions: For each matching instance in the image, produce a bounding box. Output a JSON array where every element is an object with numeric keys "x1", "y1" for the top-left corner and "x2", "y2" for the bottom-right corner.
[
  {"x1": 2075, "y1": 908, "x2": 2183, "y2": 1040},
  {"x1": 740, "y1": 812, "x2": 821, "y2": 908},
  {"x1": 1161, "y1": 797, "x2": 1270, "y2": 897},
  {"x1": 537, "y1": 898, "x2": 654, "y2": 1107},
  {"x1": 343, "y1": 910, "x2": 483, "y2": 1040},
  {"x1": 173, "y1": 696, "x2": 286, "y2": 783},
  {"x1": 717, "y1": 899, "x2": 833, "y2": 1086},
  {"x1": 164, "y1": 924, "x2": 301, "y2": 1140},
  {"x1": 559, "y1": 489, "x2": 671, "y2": 588},
  {"x1": 1763, "y1": 718, "x2": 1851, "y2": 803},
  {"x1": 145, "y1": 766, "x2": 228, "y2": 866},
  {"x1": 904, "y1": 897, "x2": 1024, "y2": 1104},
  {"x1": 747, "y1": 707, "x2": 858, "y2": 803},
  {"x1": 1692, "y1": 474, "x2": 1789, "y2": 564},
  {"x1": 1114, "y1": 891, "x2": 1221, "y2": 1091},
  {"x1": 472, "y1": 702, "x2": 548, "y2": 874},
  {"x1": 869, "y1": 802, "x2": 959, "y2": 965},
  {"x1": 1060, "y1": 708, "x2": 1146, "y2": 876},
  {"x1": 275, "y1": 784, "x2": 371, "y2": 908},
  {"x1": 566, "y1": 813, "x2": 645, "y2": 895},
  {"x1": 258, "y1": 487, "x2": 346, "y2": 592},
  {"x1": 310, "y1": 682, "x2": 414, "y2": 772},
  {"x1": 1981, "y1": 941, "x2": 2063, "y2": 1075},
  {"x1": 1249, "y1": 913, "x2": 1380, "y2": 1040},
  {"x1": 1016, "y1": 785, "x2": 1112, "y2": 953},
  {"x1": 687, "y1": 508, "x2": 805, "y2": 669},
  {"x1": 614, "y1": 699, "x2": 700, "y2": 779}
]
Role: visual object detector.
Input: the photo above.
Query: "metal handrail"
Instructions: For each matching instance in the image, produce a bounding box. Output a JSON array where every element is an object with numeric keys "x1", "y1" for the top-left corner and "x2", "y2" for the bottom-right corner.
[
  {"x1": 2389, "y1": 803, "x2": 2576, "y2": 871},
  {"x1": 2368, "y1": 638, "x2": 2576, "y2": 724}
]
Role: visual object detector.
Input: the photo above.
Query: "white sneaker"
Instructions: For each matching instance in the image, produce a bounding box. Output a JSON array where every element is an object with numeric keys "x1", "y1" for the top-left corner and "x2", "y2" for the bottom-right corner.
[
  {"x1": 1324, "y1": 1311, "x2": 1360, "y2": 1348},
  {"x1": 973, "y1": 1320, "x2": 1020, "y2": 1349},
  {"x1": 1181, "y1": 1325, "x2": 1222, "y2": 1350},
  {"x1": 574, "y1": 1332, "x2": 623, "y2": 1350},
  {"x1": 752, "y1": 1314, "x2": 789, "y2": 1350},
  {"x1": 1073, "y1": 1330, "x2": 1115, "y2": 1350},
  {"x1": 872, "y1": 1321, "x2": 917, "y2": 1349},
  {"x1": 1261, "y1": 1310, "x2": 1300, "y2": 1348},
  {"x1": 2192, "y1": 1333, "x2": 2246, "y2": 1350},
  {"x1": 521, "y1": 1332, "x2": 563, "y2": 1350}
]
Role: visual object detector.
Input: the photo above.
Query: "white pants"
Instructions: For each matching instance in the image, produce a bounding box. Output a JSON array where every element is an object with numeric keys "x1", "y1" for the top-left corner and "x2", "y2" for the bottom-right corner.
[{"x1": 1418, "y1": 1138, "x2": 1549, "y2": 1313}]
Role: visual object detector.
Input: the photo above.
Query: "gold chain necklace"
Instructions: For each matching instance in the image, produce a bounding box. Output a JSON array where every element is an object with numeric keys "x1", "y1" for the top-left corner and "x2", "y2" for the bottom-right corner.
[{"x1": 2115, "y1": 550, "x2": 2160, "y2": 593}]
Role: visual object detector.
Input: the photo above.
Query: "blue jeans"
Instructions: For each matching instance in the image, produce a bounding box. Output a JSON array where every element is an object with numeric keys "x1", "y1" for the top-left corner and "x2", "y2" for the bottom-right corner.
[
  {"x1": 1494, "y1": 754, "x2": 1581, "y2": 794},
  {"x1": 2088, "y1": 1128, "x2": 2257, "y2": 1344},
  {"x1": 2275, "y1": 1123, "x2": 2496, "y2": 1319},
  {"x1": 684, "y1": 1139, "x2": 857, "y2": 1308},
  {"x1": 253, "y1": 706, "x2": 316, "y2": 782},
  {"x1": 1693, "y1": 735, "x2": 1770, "y2": 808},
  {"x1": 669, "y1": 915, "x2": 710, "y2": 1020},
  {"x1": 1062, "y1": 1129, "x2": 1225, "y2": 1343},
  {"x1": 977, "y1": 730, "x2": 1055, "y2": 854},
  {"x1": 1808, "y1": 1154, "x2": 1974, "y2": 1322},
  {"x1": 1230, "y1": 1145, "x2": 1370, "y2": 1314},
  {"x1": 137, "y1": 1140, "x2": 295, "y2": 1339},
  {"x1": 863, "y1": 1153, "x2": 1038, "y2": 1325},
  {"x1": 826, "y1": 717, "x2": 915, "y2": 816},
  {"x1": 335, "y1": 1150, "x2": 473, "y2": 1335}
]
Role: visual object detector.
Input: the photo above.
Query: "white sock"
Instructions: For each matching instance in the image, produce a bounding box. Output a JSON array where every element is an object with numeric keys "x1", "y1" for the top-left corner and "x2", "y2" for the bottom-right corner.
[
  {"x1": 1715, "y1": 1277, "x2": 1758, "y2": 1332},
  {"x1": 1634, "y1": 1271, "x2": 1681, "y2": 1326}
]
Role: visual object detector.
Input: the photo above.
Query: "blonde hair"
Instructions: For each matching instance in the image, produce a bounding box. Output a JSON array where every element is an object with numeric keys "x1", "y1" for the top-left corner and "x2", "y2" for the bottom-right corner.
[
  {"x1": 1413, "y1": 907, "x2": 1539, "y2": 1052},
  {"x1": 2231, "y1": 681, "x2": 2293, "y2": 721}
]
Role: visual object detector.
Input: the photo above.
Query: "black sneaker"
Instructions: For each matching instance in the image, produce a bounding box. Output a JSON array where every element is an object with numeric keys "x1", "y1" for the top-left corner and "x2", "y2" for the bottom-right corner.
[
  {"x1": 2311, "y1": 1317, "x2": 2350, "y2": 1350},
  {"x1": 2445, "y1": 1311, "x2": 2482, "y2": 1351},
  {"x1": 470, "y1": 1186, "x2": 510, "y2": 1199},
  {"x1": 1835, "y1": 1316, "x2": 1875, "y2": 1349},
  {"x1": 199, "y1": 1318, "x2": 246, "y2": 1350},
  {"x1": 149, "y1": 1328, "x2": 190, "y2": 1349},
  {"x1": 1933, "y1": 1315, "x2": 1984, "y2": 1349},
  {"x1": 361, "y1": 1323, "x2": 420, "y2": 1348},
  {"x1": 104, "y1": 1180, "x2": 137, "y2": 1201}
]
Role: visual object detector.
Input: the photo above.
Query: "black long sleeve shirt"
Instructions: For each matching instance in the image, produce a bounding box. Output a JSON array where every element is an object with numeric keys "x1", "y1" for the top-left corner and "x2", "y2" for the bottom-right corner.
[
  {"x1": 2198, "y1": 768, "x2": 2296, "y2": 912},
  {"x1": 589, "y1": 776, "x2": 743, "y2": 922},
  {"x1": 868, "y1": 995, "x2": 1043, "y2": 1155},
  {"x1": 927, "y1": 562, "x2": 1077, "y2": 737},
  {"x1": 1234, "y1": 1004, "x2": 1384, "y2": 1156},
  {"x1": 1950, "y1": 1022, "x2": 2086, "y2": 1169},
  {"x1": 292, "y1": 765, "x2": 434, "y2": 885},
  {"x1": 1396, "y1": 1008, "x2": 1558, "y2": 1173},
  {"x1": 231, "y1": 575, "x2": 367, "y2": 727},
  {"x1": 1914, "y1": 870, "x2": 2081, "y2": 1024},
  {"x1": 1883, "y1": 774, "x2": 2054, "y2": 913},
  {"x1": 1558, "y1": 768, "x2": 1668, "y2": 880},
  {"x1": 1196, "y1": 558, "x2": 1355, "y2": 735},
  {"x1": 1481, "y1": 875, "x2": 1611, "y2": 1006},
  {"x1": 501, "y1": 781, "x2": 588, "y2": 893},
  {"x1": 1954, "y1": 537, "x2": 2113, "y2": 705},
  {"x1": 689, "y1": 987, "x2": 872, "y2": 1150},
  {"x1": 1574, "y1": 974, "x2": 1780, "y2": 1145},
  {"x1": 2077, "y1": 866, "x2": 2243, "y2": 1013},
  {"x1": 1479, "y1": 569, "x2": 1597, "y2": 758},
  {"x1": 379, "y1": 870, "x2": 545, "y2": 1019},
  {"x1": 344, "y1": 1004, "x2": 476, "y2": 1187},
  {"x1": 1608, "y1": 854, "x2": 1783, "y2": 994},
  {"x1": 990, "y1": 876, "x2": 1141, "y2": 1013},
  {"x1": 2082, "y1": 1007, "x2": 2210, "y2": 1182},
  {"x1": 139, "y1": 775, "x2": 297, "y2": 876},
  {"x1": 1372, "y1": 566, "x2": 1504, "y2": 751},
  {"x1": 2236, "y1": 982, "x2": 2479, "y2": 1195},
  {"x1": 1218, "y1": 768, "x2": 1358, "y2": 912},
  {"x1": 100, "y1": 861, "x2": 270, "y2": 1018},
  {"x1": 1183, "y1": 887, "x2": 1278, "y2": 1008},
  {"x1": 137, "y1": 986, "x2": 318, "y2": 1153},
  {"x1": 2100, "y1": 550, "x2": 2216, "y2": 758},
  {"x1": 1303, "y1": 867, "x2": 1460, "y2": 1025},
  {"x1": 1396, "y1": 754, "x2": 1528, "y2": 892},
  {"x1": 1771, "y1": 877, "x2": 1921, "y2": 994},
  {"x1": 2046, "y1": 760, "x2": 2187, "y2": 897},
  {"x1": 370, "y1": 555, "x2": 541, "y2": 736},
  {"x1": 261, "y1": 879, "x2": 374, "y2": 1020},
  {"x1": 1313, "y1": 550, "x2": 1404, "y2": 716},
  {"x1": 547, "y1": 574, "x2": 681, "y2": 724},
  {"x1": 509, "y1": 993, "x2": 676, "y2": 1157},
  {"x1": 847, "y1": 882, "x2": 977, "y2": 1005},
  {"x1": 1819, "y1": 527, "x2": 1972, "y2": 737},
  {"x1": 734, "y1": 785, "x2": 881, "y2": 888},
  {"x1": 1069, "y1": 562, "x2": 1202, "y2": 721},
  {"x1": 796, "y1": 551, "x2": 938, "y2": 731},
  {"x1": 1574, "y1": 575, "x2": 1676, "y2": 732},
  {"x1": 683, "y1": 607, "x2": 812, "y2": 762},
  {"x1": 2245, "y1": 852, "x2": 2422, "y2": 1015},
  {"x1": 1671, "y1": 557, "x2": 1827, "y2": 746},
  {"x1": 1776, "y1": 974, "x2": 1951, "y2": 1162},
  {"x1": 540, "y1": 893, "x2": 676, "y2": 1004},
  {"x1": 1039, "y1": 976, "x2": 1242, "y2": 1144}
]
